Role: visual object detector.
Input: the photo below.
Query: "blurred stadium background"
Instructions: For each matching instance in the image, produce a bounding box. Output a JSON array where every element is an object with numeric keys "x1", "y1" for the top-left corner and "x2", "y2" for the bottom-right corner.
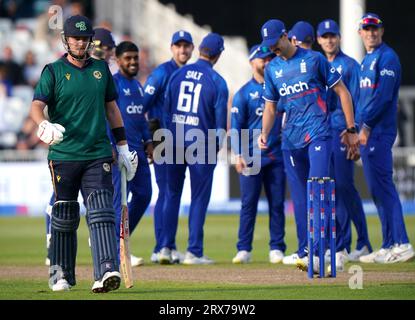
[{"x1": 0, "y1": 0, "x2": 414, "y2": 217}]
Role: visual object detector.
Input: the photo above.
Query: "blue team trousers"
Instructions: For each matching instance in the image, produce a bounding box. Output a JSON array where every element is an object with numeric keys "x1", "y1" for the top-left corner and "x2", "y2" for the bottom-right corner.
[
  {"x1": 153, "y1": 162, "x2": 168, "y2": 253},
  {"x1": 237, "y1": 160, "x2": 286, "y2": 252},
  {"x1": 282, "y1": 137, "x2": 344, "y2": 257},
  {"x1": 360, "y1": 133, "x2": 409, "y2": 248},
  {"x1": 331, "y1": 130, "x2": 372, "y2": 253},
  {"x1": 162, "y1": 161, "x2": 216, "y2": 258},
  {"x1": 113, "y1": 149, "x2": 152, "y2": 252}
]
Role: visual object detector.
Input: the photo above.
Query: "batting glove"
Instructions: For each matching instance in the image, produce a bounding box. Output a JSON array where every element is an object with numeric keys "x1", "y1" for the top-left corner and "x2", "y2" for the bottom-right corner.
[
  {"x1": 116, "y1": 144, "x2": 138, "y2": 181},
  {"x1": 37, "y1": 120, "x2": 65, "y2": 145}
]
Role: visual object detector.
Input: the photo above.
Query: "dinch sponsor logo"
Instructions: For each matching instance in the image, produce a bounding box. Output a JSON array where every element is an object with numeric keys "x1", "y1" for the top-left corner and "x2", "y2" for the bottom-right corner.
[
  {"x1": 380, "y1": 68, "x2": 395, "y2": 77},
  {"x1": 255, "y1": 107, "x2": 263, "y2": 116},
  {"x1": 278, "y1": 81, "x2": 309, "y2": 96},
  {"x1": 360, "y1": 77, "x2": 372, "y2": 88},
  {"x1": 126, "y1": 103, "x2": 144, "y2": 114}
]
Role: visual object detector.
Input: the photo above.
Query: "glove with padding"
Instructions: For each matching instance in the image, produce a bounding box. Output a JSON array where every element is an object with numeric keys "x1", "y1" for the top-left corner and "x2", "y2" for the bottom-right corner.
[
  {"x1": 116, "y1": 144, "x2": 138, "y2": 181},
  {"x1": 37, "y1": 120, "x2": 65, "y2": 145}
]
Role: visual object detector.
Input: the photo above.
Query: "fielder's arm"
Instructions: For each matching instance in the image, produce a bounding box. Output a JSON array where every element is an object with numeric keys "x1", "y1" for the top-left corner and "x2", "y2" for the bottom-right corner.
[
  {"x1": 332, "y1": 80, "x2": 359, "y2": 154},
  {"x1": 258, "y1": 100, "x2": 277, "y2": 149},
  {"x1": 332, "y1": 80, "x2": 355, "y2": 129}
]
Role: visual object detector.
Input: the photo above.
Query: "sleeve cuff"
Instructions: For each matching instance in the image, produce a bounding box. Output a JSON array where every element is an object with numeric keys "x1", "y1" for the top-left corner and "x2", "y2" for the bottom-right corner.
[
  {"x1": 32, "y1": 95, "x2": 49, "y2": 103},
  {"x1": 363, "y1": 123, "x2": 372, "y2": 131},
  {"x1": 328, "y1": 75, "x2": 342, "y2": 89},
  {"x1": 263, "y1": 97, "x2": 278, "y2": 103},
  {"x1": 105, "y1": 93, "x2": 118, "y2": 102}
]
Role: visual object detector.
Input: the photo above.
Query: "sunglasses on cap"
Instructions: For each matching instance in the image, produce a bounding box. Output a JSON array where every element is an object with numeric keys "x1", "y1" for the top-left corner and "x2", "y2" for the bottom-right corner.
[
  {"x1": 249, "y1": 46, "x2": 271, "y2": 60},
  {"x1": 360, "y1": 17, "x2": 383, "y2": 27}
]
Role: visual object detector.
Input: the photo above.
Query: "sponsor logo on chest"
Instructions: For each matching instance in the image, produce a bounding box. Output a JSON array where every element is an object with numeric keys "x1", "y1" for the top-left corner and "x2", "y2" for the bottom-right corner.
[
  {"x1": 126, "y1": 103, "x2": 144, "y2": 114},
  {"x1": 279, "y1": 81, "x2": 309, "y2": 96}
]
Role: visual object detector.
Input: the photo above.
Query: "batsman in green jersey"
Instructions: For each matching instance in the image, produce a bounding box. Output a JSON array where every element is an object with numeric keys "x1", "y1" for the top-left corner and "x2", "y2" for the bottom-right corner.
[{"x1": 30, "y1": 15, "x2": 138, "y2": 293}]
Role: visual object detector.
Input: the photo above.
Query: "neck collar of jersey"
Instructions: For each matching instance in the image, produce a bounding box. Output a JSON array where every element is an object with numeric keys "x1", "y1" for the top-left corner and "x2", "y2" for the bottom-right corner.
[
  {"x1": 367, "y1": 41, "x2": 384, "y2": 54},
  {"x1": 251, "y1": 77, "x2": 264, "y2": 85},
  {"x1": 61, "y1": 53, "x2": 93, "y2": 70},
  {"x1": 196, "y1": 58, "x2": 213, "y2": 68},
  {"x1": 331, "y1": 49, "x2": 344, "y2": 61},
  {"x1": 170, "y1": 58, "x2": 181, "y2": 69},
  {"x1": 115, "y1": 71, "x2": 135, "y2": 82}
]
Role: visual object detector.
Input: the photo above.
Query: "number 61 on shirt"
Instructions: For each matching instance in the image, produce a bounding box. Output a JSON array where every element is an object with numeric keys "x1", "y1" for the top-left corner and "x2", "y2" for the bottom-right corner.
[{"x1": 177, "y1": 81, "x2": 202, "y2": 113}]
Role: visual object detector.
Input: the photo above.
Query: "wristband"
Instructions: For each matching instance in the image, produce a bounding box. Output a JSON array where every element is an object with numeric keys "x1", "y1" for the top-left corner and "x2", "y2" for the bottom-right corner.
[
  {"x1": 112, "y1": 127, "x2": 126, "y2": 143},
  {"x1": 346, "y1": 126, "x2": 357, "y2": 134}
]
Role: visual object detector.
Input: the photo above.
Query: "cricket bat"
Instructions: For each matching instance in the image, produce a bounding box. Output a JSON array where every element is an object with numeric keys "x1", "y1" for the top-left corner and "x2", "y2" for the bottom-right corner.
[{"x1": 120, "y1": 166, "x2": 133, "y2": 288}]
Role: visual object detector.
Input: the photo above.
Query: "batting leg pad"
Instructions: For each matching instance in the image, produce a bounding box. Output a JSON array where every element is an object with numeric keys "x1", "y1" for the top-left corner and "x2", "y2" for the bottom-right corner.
[
  {"x1": 49, "y1": 201, "x2": 80, "y2": 286},
  {"x1": 86, "y1": 189, "x2": 119, "y2": 281}
]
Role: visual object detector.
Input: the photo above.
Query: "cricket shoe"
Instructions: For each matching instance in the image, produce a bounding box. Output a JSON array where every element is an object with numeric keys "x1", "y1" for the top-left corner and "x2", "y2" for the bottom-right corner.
[
  {"x1": 92, "y1": 271, "x2": 121, "y2": 293},
  {"x1": 150, "y1": 252, "x2": 159, "y2": 263},
  {"x1": 183, "y1": 252, "x2": 215, "y2": 265},
  {"x1": 130, "y1": 254, "x2": 144, "y2": 267},
  {"x1": 171, "y1": 250, "x2": 185, "y2": 264},
  {"x1": 52, "y1": 279, "x2": 71, "y2": 292},
  {"x1": 158, "y1": 247, "x2": 172, "y2": 265},
  {"x1": 282, "y1": 252, "x2": 300, "y2": 265},
  {"x1": 348, "y1": 245, "x2": 370, "y2": 262},
  {"x1": 232, "y1": 250, "x2": 251, "y2": 264},
  {"x1": 375, "y1": 243, "x2": 415, "y2": 264},
  {"x1": 269, "y1": 250, "x2": 284, "y2": 264},
  {"x1": 359, "y1": 248, "x2": 390, "y2": 263},
  {"x1": 327, "y1": 250, "x2": 347, "y2": 274}
]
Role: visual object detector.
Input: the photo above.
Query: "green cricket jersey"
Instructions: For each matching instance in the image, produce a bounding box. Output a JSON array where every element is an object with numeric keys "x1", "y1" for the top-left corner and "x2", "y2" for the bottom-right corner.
[{"x1": 33, "y1": 54, "x2": 117, "y2": 161}]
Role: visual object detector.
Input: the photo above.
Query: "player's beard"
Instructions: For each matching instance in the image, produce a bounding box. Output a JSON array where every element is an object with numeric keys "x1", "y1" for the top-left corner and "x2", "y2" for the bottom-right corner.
[
  {"x1": 121, "y1": 64, "x2": 138, "y2": 77},
  {"x1": 256, "y1": 65, "x2": 265, "y2": 77}
]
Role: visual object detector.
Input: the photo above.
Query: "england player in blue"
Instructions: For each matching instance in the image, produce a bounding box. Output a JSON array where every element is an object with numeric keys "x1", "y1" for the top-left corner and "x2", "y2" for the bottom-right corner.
[
  {"x1": 258, "y1": 19, "x2": 359, "y2": 273},
  {"x1": 356, "y1": 13, "x2": 414, "y2": 263},
  {"x1": 317, "y1": 19, "x2": 373, "y2": 262},
  {"x1": 231, "y1": 45, "x2": 286, "y2": 264},
  {"x1": 111, "y1": 41, "x2": 153, "y2": 267},
  {"x1": 159, "y1": 33, "x2": 228, "y2": 264},
  {"x1": 143, "y1": 30, "x2": 194, "y2": 263},
  {"x1": 288, "y1": 21, "x2": 315, "y2": 50}
]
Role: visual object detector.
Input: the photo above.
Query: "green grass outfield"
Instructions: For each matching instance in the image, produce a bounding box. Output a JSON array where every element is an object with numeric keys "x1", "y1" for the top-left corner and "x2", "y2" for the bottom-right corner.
[{"x1": 0, "y1": 214, "x2": 414, "y2": 300}]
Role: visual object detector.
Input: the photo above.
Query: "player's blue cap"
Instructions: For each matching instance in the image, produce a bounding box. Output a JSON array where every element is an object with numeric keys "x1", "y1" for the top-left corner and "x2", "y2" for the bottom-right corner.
[
  {"x1": 199, "y1": 33, "x2": 224, "y2": 57},
  {"x1": 93, "y1": 28, "x2": 115, "y2": 48},
  {"x1": 317, "y1": 19, "x2": 340, "y2": 37},
  {"x1": 261, "y1": 19, "x2": 286, "y2": 47},
  {"x1": 171, "y1": 30, "x2": 193, "y2": 45},
  {"x1": 248, "y1": 45, "x2": 275, "y2": 61},
  {"x1": 289, "y1": 21, "x2": 315, "y2": 43},
  {"x1": 359, "y1": 13, "x2": 383, "y2": 29},
  {"x1": 63, "y1": 15, "x2": 94, "y2": 37}
]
